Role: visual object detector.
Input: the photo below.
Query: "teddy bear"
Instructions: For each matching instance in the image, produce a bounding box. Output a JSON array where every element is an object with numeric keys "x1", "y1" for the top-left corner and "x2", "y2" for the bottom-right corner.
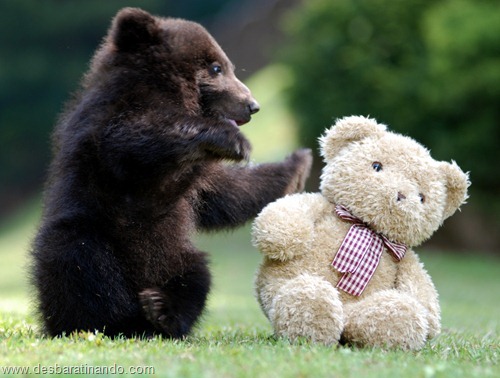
[{"x1": 252, "y1": 115, "x2": 469, "y2": 350}]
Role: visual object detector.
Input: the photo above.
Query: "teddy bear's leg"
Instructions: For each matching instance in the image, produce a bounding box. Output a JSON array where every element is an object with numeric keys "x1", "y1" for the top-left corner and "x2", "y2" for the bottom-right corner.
[
  {"x1": 269, "y1": 274, "x2": 343, "y2": 345},
  {"x1": 342, "y1": 290, "x2": 429, "y2": 350}
]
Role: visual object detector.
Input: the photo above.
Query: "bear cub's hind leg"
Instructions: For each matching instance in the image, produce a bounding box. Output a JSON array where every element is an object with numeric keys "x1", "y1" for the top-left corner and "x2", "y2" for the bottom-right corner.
[{"x1": 139, "y1": 253, "x2": 211, "y2": 338}]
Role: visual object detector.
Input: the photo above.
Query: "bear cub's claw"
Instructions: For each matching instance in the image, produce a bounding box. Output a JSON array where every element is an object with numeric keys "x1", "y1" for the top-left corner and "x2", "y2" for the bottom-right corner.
[
  {"x1": 139, "y1": 287, "x2": 189, "y2": 338},
  {"x1": 139, "y1": 288, "x2": 164, "y2": 326}
]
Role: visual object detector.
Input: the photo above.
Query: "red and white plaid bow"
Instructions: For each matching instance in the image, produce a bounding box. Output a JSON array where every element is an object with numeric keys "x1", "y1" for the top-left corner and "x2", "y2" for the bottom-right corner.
[{"x1": 331, "y1": 205, "x2": 407, "y2": 296}]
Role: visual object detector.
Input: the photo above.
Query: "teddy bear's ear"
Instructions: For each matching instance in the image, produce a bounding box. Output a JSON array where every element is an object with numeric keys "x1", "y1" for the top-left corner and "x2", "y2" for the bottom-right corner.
[
  {"x1": 319, "y1": 116, "x2": 387, "y2": 161},
  {"x1": 440, "y1": 161, "x2": 470, "y2": 220},
  {"x1": 111, "y1": 7, "x2": 161, "y2": 52}
]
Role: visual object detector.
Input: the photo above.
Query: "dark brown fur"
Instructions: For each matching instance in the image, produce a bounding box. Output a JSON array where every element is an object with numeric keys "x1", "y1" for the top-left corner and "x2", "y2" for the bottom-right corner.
[{"x1": 31, "y1": 8, "x2": 312, "y2": 338}]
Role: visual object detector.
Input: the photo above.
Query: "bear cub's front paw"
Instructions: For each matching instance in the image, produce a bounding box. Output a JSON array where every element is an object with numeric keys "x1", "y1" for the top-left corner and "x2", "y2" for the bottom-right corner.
[
  {"x1": 285, "y1": 148, "x2": 313, "y2": 193},
  {"x1": 198, "y1": 122, "x2": 251, "y2": 161},
  {"x1": 223, "y1": 126, "x2": 251, "y2": 161}
]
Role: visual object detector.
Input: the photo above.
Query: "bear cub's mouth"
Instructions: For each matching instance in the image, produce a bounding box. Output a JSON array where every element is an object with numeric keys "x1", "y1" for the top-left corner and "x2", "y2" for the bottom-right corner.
[{"x1": 225, "y1": 118, "x2": 250, "y2": 127}]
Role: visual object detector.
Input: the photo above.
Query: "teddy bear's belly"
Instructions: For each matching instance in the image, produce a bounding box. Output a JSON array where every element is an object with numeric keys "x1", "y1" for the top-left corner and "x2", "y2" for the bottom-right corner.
[
  {"x1": 338, "y1": 252, "x2": 400, "y2": 303},
  {"x1": 257, "y1": 249, "x2": 400, "y2": 312}
]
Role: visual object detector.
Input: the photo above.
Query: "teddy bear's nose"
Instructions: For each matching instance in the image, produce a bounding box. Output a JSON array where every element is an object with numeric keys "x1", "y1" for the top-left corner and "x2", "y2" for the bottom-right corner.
[{"x1": 397, "y1": 192, "x2": 407, "y2": 201}]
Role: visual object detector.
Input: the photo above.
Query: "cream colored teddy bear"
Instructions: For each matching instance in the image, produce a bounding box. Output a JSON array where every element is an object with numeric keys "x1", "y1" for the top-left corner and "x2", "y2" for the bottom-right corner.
[{"x1": 252, "y1": 116, "x2": 469, "y2": 350}]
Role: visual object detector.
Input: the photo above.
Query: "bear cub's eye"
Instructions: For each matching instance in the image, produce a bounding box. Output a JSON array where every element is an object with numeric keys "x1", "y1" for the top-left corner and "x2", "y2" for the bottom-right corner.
[
  {"x1": 210, "y1": 63, "x2": 223, "y2": 75},
  {"x1": 372, "y1": 162, "x2": 383, "y2": 172}
]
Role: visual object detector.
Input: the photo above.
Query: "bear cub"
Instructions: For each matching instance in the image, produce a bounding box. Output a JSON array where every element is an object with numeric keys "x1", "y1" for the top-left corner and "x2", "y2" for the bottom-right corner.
[{"x1": 31, "y1": 7, "x2": 312, "y2": 338}]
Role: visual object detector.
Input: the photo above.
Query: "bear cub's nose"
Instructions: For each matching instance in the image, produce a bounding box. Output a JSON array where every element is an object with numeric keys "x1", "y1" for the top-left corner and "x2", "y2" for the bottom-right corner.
[
  {"x1": 397, "y1": 192, "x2": 406, "y2": 201},
  {"x1": 248, "y1": 100, "x2": 260, "y2": 115}
]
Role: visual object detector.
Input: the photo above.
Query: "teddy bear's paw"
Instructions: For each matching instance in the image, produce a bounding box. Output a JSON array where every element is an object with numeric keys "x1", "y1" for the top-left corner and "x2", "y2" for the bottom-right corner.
[
  {"x1": 252, "y1": 193, "x2": 324, "y2": 261},
  {"x1": 427, "y1": 314, "x2": 441, "y2": 339},
  {"x1": 342, "y1": 290, "x2": 429, "y2": 350},
  {"x1": 269, "y1": 274, "x2": 344, "y2": 345}
]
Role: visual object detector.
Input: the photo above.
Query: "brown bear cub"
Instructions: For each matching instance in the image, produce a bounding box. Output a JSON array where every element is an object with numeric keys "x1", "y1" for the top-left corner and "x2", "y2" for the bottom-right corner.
[{"x1": 31, "y1": 7, "x2": 312, "y2": 338}]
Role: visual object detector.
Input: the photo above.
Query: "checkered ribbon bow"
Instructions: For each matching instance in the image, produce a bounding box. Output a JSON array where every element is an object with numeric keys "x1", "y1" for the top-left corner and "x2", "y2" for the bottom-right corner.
[{"x1": 331, "y1": 205, "x2": 407, "y2": 296}]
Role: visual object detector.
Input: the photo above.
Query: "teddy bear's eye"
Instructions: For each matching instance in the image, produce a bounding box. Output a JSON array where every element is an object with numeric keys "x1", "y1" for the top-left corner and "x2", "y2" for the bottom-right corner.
[
  {"x1": 210, "y1": 63, "x2": 223, "y2": 75},
  {"x1": 372, "y1": 162, "x2": 383, "y2": 172},
  {"x1": 419, "y1": 193, "x2": 426, "y2": 203}
]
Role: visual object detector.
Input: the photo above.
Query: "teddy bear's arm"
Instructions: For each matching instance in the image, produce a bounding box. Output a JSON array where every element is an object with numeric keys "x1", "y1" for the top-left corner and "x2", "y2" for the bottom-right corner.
[
  {"x1": 395, "y1": 250, "x2": 441, "y2": 337},
  {"x1": 252, "y1": 193, "x2": 327, "y2": 261}
]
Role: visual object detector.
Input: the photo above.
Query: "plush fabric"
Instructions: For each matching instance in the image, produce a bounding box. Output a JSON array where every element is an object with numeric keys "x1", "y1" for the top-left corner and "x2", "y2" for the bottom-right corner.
[{"x1": 253, "y1": 116, "x2": 469, "y2": 350}]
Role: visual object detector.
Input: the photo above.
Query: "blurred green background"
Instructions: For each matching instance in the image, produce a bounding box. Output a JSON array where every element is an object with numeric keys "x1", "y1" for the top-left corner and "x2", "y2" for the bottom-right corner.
[
  {"x1": 1, "y1": 0, "x2": 499, "y2": 252},
  {"x1": 0, "y1": 0, "x2": 499, "y2": 305}
]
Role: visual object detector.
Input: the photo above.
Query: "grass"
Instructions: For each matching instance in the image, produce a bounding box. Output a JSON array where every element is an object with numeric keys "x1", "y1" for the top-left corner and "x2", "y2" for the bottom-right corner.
[{"x1": 0, "y1": 66, "x2": 498, "y2": 376}]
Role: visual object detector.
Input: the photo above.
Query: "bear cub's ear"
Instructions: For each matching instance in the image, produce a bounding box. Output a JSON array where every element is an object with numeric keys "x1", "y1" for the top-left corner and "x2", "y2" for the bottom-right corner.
[
  {"x1": 111, "y1": 7, "x2": 161, "y2": 52},
  {"x1": 440, "y1": 161, "x2": 470, "y2": 220},
  {"x1": 319, "y1": 115, "x2": 386, "y2": 161}
]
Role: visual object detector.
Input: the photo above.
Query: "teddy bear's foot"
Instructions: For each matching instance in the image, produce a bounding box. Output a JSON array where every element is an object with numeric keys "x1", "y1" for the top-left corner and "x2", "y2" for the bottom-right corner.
[
  {"x1": 342, "y1": 290, "x2": 429, "y2": 350},
  {"x1": 269, "y1": 274, "x2": 344, "y2": 345}
]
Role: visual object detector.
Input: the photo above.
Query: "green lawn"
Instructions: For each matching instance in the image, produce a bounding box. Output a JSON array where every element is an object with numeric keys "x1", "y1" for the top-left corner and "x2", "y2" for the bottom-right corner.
[{"x1": 0, "y1": 65, "x2": 498, "y2": 376}]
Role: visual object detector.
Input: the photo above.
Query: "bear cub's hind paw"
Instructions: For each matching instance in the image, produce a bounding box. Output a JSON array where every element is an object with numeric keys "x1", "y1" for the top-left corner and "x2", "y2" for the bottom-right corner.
[{"x1": 139, "y1": 287, "x2": 190, "y2": 338}]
